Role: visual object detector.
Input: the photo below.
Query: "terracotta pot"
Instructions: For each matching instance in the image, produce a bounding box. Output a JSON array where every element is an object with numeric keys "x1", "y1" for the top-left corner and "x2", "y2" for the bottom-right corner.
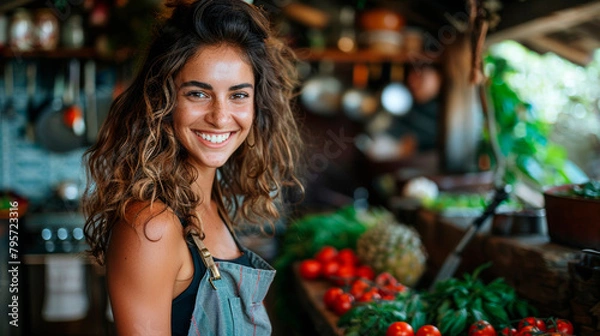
[
  {"x1": 544, "y1": 184, "x2": 600, "y2": 250},
  {"x1": 359, "y1": 8, "x2": 405, "y2": 32}
]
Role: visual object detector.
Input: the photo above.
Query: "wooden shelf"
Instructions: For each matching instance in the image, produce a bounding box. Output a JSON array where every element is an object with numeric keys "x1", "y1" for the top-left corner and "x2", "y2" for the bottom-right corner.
[
  {"x1": 1, "y1": 47, "x2": 134, "y2": 62},
  {"x1": 295, "y1": 48, "x2": 439, "y2": 64}
]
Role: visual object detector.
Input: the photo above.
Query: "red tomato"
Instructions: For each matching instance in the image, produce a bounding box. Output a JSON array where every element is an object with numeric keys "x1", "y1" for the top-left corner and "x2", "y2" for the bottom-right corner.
[
  {"x1": 323, "y1": 287, "x2": 344, "y2": 310},
  {"x1": 336, "y1": 248, "x2": 359, "y2": 266},
  {"x1": 375, "y1": 272, "x2": 399, "y2": 287},
  {"x1": 315, "y1": 246, "x2": 338, "y2": 264},
  {"x1": 333, "y1": 292, "x2": 354, "y2": 316},
  {"x1": 468, "y1": 320, "x2": 496, "y2": 336},
  {"x1": 516, "y1": 326, "x2": 540, "y2": 336},
  {"x1": 499, "y1": 327, "x2": 518, "y2": 336},
  {"x1": 386, "y1": 321, "x2": 415, "y2": 336},
  {"x1": 355, "y1": 264, "x2": 376, "y2": 280},
  {"x1": 547, "y1": 319, "x2": 573, "y2": 335},
  {"x1": 349, "y1": 279, "x2": 370, "y2": 298},
  {"x1": 386, "y1": 283, "x2": 407, "y2": 294},
  {"x1": 357, "y1": 288, "x2": 382, "y2": 302},
  {"x1": 518, "y1": 317, "x2": 546, "y2": 332},
  {"x1": 416, "y1": 325, "x2": 441, "y2": 336},
  {"x1": 333, "y1": 264, "x2": 356, "y2": 285},
  {"x1": 377, "y1": 285, "x2": 398, "y2": 300},
  {"x1": 380, "y1": 292, "x2": 396, "y2": 300},
  {"x1": 299, "y1": 259, "x2": 322, "y2": 280},
  {"x1": 322, "y1": 260, "x2": 340, "y2": 279}
]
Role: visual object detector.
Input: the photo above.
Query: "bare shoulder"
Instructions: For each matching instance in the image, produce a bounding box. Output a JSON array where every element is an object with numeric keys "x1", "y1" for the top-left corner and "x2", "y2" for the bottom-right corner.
[
  {"x1": 106, "y1": 200, "x2": 185, "y2": 271},
  {"x1": 105, "y1": 200, "x2": 187, "y2": 285},
  {"x1": 119, "y1": 200, "x2": 184, "y2": 242},
  {"x1": 105, "y1": 200, "x2": 186, "y2": 334}
]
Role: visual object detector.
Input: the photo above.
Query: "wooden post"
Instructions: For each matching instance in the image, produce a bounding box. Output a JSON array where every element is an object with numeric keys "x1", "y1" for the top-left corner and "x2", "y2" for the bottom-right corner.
[{"x1": 439, "y1": 33, "x2": 483, "y2": 173}]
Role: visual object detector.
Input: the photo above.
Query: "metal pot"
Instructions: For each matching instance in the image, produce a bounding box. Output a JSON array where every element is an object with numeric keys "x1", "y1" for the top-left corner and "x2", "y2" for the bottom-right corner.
[{"x1": 491, "y1": 208, "x2": 547, "y2": 236}]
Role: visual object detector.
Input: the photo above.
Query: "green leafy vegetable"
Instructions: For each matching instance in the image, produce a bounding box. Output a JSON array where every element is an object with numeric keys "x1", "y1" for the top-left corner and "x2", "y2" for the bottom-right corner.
[
  {"x1": 338, "y1": 291, "x2": 427, "y2": 336},
  {"x1": 571, "y1": 180, "x2": 600, "y2": 199},
  {"x1": 422, "y1": 263, "x2": 537, "y2": 335}
]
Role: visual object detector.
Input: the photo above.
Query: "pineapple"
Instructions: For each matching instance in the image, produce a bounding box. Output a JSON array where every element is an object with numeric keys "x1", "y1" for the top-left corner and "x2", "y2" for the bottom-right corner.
[{"x1": 356, "y1": 220, "x2": 427, "y2": 287}]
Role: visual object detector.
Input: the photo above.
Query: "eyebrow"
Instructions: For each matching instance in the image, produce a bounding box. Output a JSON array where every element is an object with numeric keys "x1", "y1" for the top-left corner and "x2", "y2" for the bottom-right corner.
[{"x1": 180, "y1": 81, "x2": 254, "y2": 91}]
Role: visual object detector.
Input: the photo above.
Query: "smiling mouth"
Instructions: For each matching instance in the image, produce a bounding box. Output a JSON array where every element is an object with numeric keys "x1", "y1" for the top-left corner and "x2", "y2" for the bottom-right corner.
[{"x1": 194, "y1": 131, "x2": 232, "y2": 144}]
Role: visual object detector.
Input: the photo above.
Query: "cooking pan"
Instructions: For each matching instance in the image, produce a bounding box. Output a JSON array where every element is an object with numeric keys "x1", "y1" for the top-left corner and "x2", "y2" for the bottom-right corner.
[
  {"x1": 35, "y1": 60, "x2": 86, "y2": 152},
  {"x1": 300, "y1": 61, "x2": 342, "y2": 116}
]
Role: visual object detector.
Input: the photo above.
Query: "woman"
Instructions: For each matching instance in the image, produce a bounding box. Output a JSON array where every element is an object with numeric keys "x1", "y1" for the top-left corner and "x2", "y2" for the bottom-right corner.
[{"x1": 83, "y1": 0, "x2": 304, "y2": 335}]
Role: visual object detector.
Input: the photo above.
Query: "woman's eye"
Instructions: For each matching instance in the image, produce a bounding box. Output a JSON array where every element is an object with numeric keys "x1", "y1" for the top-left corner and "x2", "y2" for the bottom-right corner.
[
  {"x1": 185, "y1": 91, "x2": 208, "y2": 99},
  {"x1": 231, "y1": 92, "x2": 249, "y2": 99}
]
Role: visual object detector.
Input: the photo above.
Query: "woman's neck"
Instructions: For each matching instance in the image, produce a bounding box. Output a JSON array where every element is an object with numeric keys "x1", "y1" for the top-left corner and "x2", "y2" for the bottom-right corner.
[{"x1": 191, "y1": 166, "x2": 217, "y2": 205}]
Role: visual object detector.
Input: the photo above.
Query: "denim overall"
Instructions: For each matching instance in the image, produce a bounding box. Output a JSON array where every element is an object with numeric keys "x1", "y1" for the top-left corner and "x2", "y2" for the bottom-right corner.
[{"x1": 186, "y1": 233, "x2": 276, "y2": 336}]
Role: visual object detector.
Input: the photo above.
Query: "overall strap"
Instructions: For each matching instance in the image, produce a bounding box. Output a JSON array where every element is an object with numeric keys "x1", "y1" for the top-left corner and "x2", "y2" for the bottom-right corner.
[{"x1": 190, "y1": 234, "x2": 221, "y2": 290}]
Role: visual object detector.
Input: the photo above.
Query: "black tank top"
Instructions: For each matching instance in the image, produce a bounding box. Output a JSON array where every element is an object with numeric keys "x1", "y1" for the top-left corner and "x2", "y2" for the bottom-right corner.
[{"x1": 171, "y1": 239, "x2": 252, "y2": 336}]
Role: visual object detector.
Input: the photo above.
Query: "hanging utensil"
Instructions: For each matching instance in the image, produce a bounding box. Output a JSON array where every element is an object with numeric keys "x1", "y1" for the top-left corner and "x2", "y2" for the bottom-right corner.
[
  {"x1": 35, "y1": 62, "x2": 85, "y2": 152},
  {"x1": 84, "y1": 59, "x2": 97, "y2": 144},
  {"x1": 25, "y1": 61, "x2": 37, "y2": 140},
  {"x1": 2, "y1": 61, "x2": 15, "y2": 118},
  {"x1": 341, "y1": 63, "x2": 378, "y2": 121},
  {"x1": 380, "y1": 63, "x2": 413, "y2": 116},
  {"x1": 62, "y1": 58, "x2": 85, "y2": 137}
]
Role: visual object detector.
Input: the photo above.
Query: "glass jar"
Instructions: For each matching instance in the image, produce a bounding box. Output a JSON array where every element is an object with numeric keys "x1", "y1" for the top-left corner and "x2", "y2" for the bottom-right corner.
[
  {"x1": 0, "y1": 14, "x2": 7, "y2": 50},
  {"x1": 61, "y1": 14, "x2": 84, "y2": 49},
  {"x1": 9, "y1": 8, "x2": 35, "y2": 51},
  {"x1": 35, "y1": 9, "x2": 60, "y2": 51}
]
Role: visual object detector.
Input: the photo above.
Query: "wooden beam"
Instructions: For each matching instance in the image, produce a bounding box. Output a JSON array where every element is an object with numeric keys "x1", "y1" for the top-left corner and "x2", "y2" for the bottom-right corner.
[
  {"x1": 524, "y1": 35, "x2": 594, "y2": 65},
  {"x1": 487, "y1": 1, "x2": 600, "y2": 45},
  {"x1": 0, "y1": 0, "x2": 36, "y2": 12}
]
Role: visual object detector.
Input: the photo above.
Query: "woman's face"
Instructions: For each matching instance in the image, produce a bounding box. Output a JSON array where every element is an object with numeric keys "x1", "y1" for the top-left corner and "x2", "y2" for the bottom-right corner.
[{"x1": 174, "y1": 44, "x2": 255, "y2": 170}]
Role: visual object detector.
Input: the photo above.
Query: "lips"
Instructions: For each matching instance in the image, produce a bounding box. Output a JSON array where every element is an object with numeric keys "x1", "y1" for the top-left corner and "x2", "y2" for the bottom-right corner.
[{"x1": 194, "y1": 131, "x2": 232, "y2": 144}]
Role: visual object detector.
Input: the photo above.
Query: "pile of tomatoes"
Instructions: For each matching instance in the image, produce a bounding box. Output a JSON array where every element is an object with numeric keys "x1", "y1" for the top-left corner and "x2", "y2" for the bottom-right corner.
[
  {"x1": 386, "y1": 322, "x2": 441, "y2": 336},
  {"x1": 298, "y1": 245, "x2": 408, "y2": 316},
  {"x1": 298, "y1": 246, "x2": 375, "y2": 285},
  {"x1": 502, "y1": 317, "x2": 574, "y2": 336},
  {"x1": 385, "y1": 317, "x2": 574, "y2": 336}
]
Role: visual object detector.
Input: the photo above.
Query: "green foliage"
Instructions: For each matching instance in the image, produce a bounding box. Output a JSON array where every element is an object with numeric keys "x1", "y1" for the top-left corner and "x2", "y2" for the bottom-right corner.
[
  {"x1": 484, "y1": 54, "x2": 589, "y2": 188},
  {"x1": 571, "y1": 180, "x2": 600, "y2": 199}
]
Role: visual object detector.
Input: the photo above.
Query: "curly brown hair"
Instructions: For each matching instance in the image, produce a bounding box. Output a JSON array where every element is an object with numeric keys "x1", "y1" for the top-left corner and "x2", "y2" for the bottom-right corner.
[{"x1": 83, "y1": 0, "x2": 304, "y2": 265}]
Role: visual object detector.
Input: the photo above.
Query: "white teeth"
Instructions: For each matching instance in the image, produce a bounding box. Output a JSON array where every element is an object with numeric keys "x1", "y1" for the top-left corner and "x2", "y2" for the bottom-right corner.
[{"x1": 195, "y1": 131, "x2": 230, "y2": 144}]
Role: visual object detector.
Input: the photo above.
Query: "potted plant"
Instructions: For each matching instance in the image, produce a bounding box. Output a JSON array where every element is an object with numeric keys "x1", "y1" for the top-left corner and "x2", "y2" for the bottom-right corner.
[{"x1": 543, "y1": 180, "x2": 600, "y2": 250}]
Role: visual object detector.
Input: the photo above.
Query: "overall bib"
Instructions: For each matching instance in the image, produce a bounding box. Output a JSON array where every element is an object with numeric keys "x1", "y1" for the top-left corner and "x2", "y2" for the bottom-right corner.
[{"x1": 186, "y1": 234, "x2": 276, "y2": 336}]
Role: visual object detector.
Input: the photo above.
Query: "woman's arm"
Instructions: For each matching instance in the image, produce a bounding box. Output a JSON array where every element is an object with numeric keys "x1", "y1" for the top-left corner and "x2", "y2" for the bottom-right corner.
[{"x1": 106, "y1": 203, "x2": 184, "y2": 335}]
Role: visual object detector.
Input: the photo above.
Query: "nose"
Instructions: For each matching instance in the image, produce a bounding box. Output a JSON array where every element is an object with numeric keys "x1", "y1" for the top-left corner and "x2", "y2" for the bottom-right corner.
[{"x1": 204, "y1": 100, "x2": 229, "y2": 128}]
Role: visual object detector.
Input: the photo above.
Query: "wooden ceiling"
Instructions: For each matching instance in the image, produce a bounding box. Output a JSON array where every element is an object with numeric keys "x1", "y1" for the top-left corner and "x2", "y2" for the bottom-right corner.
[{"x1": 381, "y1": 0, "x2": 600, "y2": 66}]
